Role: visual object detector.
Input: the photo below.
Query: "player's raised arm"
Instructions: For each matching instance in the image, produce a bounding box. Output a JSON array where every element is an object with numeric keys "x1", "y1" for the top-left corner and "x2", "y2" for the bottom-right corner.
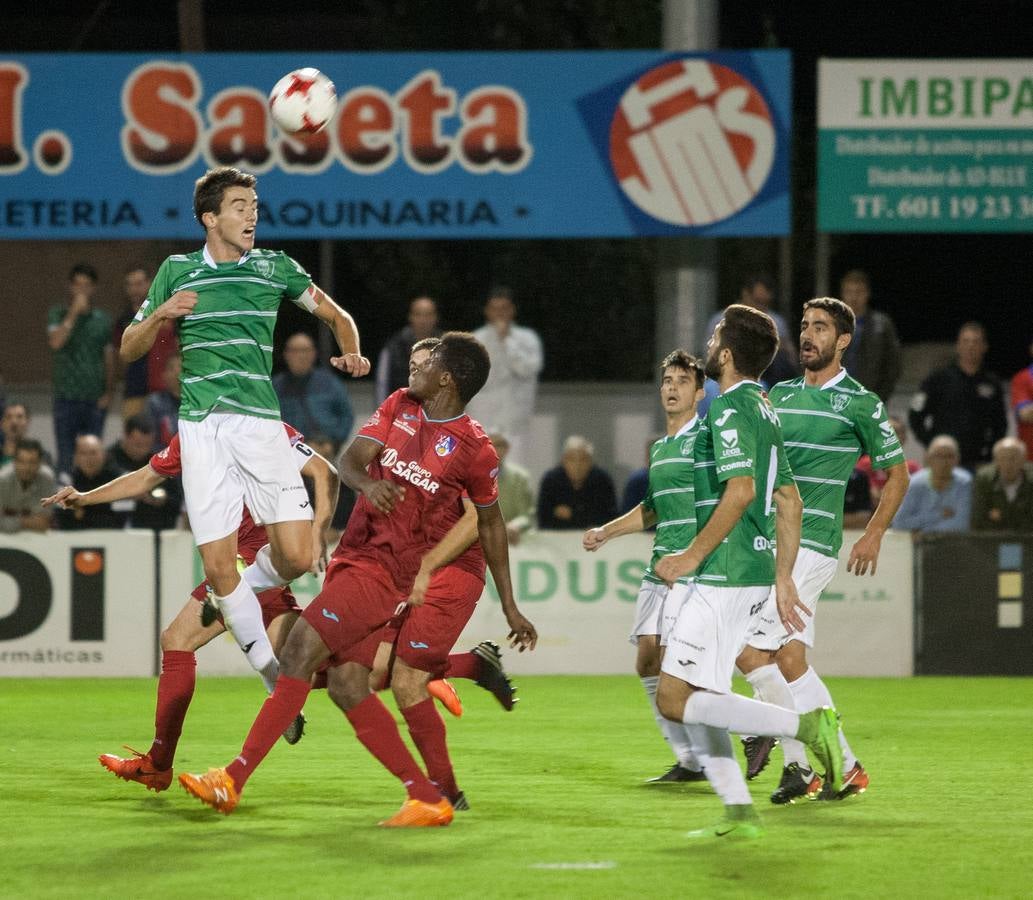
[
  {"x1": 298, "y1": 445, "x2": 340, "y2": 574},
  {"x1": 476, "y1": 499, "x2": 537, "y2": 651},
  {"x1": 583, "y1": 503, "x2": 654, "y2": 552},
  {"x1": 41, "y1": 464, "x2": 166, "y2": 510},
  {"x1": 120, "y1": 291, "x2": 198, "y2": 364},
  {"x1": 295, "y1": 284, "x2": 370, "y2": 378}
]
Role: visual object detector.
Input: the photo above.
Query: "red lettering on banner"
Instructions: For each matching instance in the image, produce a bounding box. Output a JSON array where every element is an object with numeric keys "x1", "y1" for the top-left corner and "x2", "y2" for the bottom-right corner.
[
  {"x1": 459, "y1": 87, "x2": 533, "y2": 172},
  {"x1": 0, "y1": 63, "x2": 29, "y2": 173},
  {"x1": 279, "y1": 129, "x2": 332, "y2": 172},
  {"x1": 206, "y1": 87, "x2": 273, "y2": 170},
  {"x1": 337, "y1": 88, "x2": 396, "y2": 172},
  {"x1": 122, "y1": 62, "x2": 203, "y2": 173},
  {"x1": 398, "y1": 71, "x2": 455, "y2": 172}
]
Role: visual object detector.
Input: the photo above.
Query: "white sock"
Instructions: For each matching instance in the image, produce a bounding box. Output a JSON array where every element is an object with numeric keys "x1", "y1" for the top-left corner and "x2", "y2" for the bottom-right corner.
[
  {"x1": 214, "y1": 577, "x2": 279, "y2": 692},
  {"x1": 683, "y1": 689, "x2": 799, "y2": 739},
  {"x1": 789, "y1": 666, "x2": 857, "y2": 769},
  {"x1": 746, "y1": 664, "x2": 808, "y2": 768},
  {"x1": 685, "y1": 723, "x2": 751, "y2": 806},
  {"x1": 641, "y1": 675, "x2": 700, "y2": 771},
  {"x1": 241, "y1": 544, "x2": 290, "y2": 593}
]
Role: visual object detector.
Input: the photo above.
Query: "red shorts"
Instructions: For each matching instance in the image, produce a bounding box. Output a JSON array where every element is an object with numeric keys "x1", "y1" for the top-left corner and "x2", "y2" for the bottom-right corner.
[
  {"x1": 191, "y1": 581, "x2": 302, "y2": 631},
  {"x1": 302, "y1": 559, "x2": 407, "y2": 666},
  {"x1": 342, "y1": 566, "x2": 483, "y2": 676}
]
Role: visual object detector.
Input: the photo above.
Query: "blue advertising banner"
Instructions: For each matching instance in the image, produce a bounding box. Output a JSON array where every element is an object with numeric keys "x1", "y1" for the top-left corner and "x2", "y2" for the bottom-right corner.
[{"x1": 0, "y1": 51, "x2": 790, "y2": 239}]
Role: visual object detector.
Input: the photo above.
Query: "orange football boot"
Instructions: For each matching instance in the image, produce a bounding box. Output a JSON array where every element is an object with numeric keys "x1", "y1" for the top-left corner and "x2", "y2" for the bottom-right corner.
[
  {"x1": 427, "y1": 679, "x2": 463, "y2": 718},
  {"x1": 98, "y1": 746, "x2": 173, "y2": 793},
  {"x1": 178, "y1": 768, "x2": 240, "y2": 814},
  {"x1": 379, "y1": 797, "x2": 454, "y2": 827}
]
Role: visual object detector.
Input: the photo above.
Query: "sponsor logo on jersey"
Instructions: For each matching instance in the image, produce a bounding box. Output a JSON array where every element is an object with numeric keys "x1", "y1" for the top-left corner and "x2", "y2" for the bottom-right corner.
[
  {"x1": 402, "y1": 412, "x2": 418, "y2": 420},
  {"x1": 409, "y1": 641, "x2": 430, "y2": 650},
  {"x1": 366, "y1": 409, "x2": 382, "y2": 427},
  {"x1": 392, "y1": 418, "x2": 416, "y2": 436},
  {"x1": 830, "y1": 392, "x2": 851, "y2": 412},
  {"x1": 380, "y1": 447, "x2": 440, "y2": 493},
  {"x1": 489, "y1": 466, "x2": 500, "y2": 479},
  {"x1": 434, "y1": 435, "x2": 457, "y2": 457},
  {"x1": 720, "y1": 428, "x2": 740, "y2": 451},
  {"x1": 253, "y1": 257, "x2": 274, "y2": 278},
  {"x1": 753, "y1": 536, "x2": 774, "y2": 551},
  {"x1": 681, "y1": 437, "x2": 695, "y2": 455},
  {"x1": 718, "y1": 458, "x2": 753, "y2": 472},
  {"x1": 879, "y1": 420, "x2": 896, "y2": 443},
  {"x1": 714, "y1": 408, "x2": 737, "y2": 427}
]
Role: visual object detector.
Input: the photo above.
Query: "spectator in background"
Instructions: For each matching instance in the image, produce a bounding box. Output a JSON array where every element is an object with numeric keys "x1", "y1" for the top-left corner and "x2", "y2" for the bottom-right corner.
[
  {"x1": 375, "y1": 296, "x2": 441, "y2": 403},
  {"x1": 0, "y1": 439, "x2": 55, "y2": 533},
  {"x1": 620, "y1": 437, "x2": 659, "y2": 515},
  {"x1": 842, "y1": 467, "x2": 873, "y2": 530},
  {"x1": 55, "y1": 435, "x2": 124, "y2": 530},
  {"x1": 145, "y1": 354, "x2": 182, "y2": 449},
  {"x1": 107, "y1": 415, "x2": 182, "y2": 530},
  {"x1": 971, "y1": 437, "x2": 1033, "y2": 532},
  {"x1": 47, "y1": 263, "x2": 115, "y2": 478},
  {"x1": 274, "y1": 332, "x2": 354, "y2": 448},
  {"x1": 892, "y1": 435, "x2": 972, "y2": 534},
  {"x1": 488, "y1": 431, "x2": 535, "y2": 545},
  {"x1": 1010, "y1": 337, "x2": 1033, "y2": 460},
  {"x1": 114, "y1": 266, "x2": 154, "y2": 419},
  {"x1": 537, "y1": 435, "x2": 616, "y2": 530},
  {"x1": 909, "y1": 321, "x2": 1007, "y2": 471},
  {"x1": 706, "y1": 274, "x2": 797, "y2": 385},
  {"x1": 838, "y1": 269, "x2": 903, "y2": 401},
  {"x1": 0, "y1": 403, "x2": 53, "y2": 470},
  {"x1": 856, "y1": 414, "x2": 921, "y2": 507},
  {"x1": 467, "y1": 286, "x2": 544, "y2": 465}
]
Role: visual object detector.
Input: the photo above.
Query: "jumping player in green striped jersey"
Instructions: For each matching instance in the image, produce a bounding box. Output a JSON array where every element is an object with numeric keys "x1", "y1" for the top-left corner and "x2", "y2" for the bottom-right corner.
[
  {"x1": 653, "y1": 305, "x2": 843, "y2": 839},
  {"x1": 738, "y1": 297, "x2": 910, "y2": 803},
  {"x1": 120, "y1": 167, "x2": 370, "y2": 691},
  {"x1": 583, "y1": 349, "x2": 706, "y2": 784}
]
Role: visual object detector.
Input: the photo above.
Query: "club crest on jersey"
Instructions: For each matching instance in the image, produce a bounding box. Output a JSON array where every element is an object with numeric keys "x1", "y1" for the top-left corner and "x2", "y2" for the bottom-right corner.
[
  {"x1": 830, "y1": 393, "x2": 851, "y2": 412},
  {"x1": 434, "y1": 435, "x2": 457, "y2": 457},
  {"x1": 253, "y1": 257, "x2": 274, "y2": 278},
  {"x1": 681, "y1": 437, "x2": 694, "y2": 455}
]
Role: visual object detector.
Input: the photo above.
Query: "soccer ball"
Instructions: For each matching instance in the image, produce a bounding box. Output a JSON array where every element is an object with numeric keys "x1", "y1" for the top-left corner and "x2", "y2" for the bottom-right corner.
[{"x1": 268, "y1": 68, "x2": 338, "y2": 135}]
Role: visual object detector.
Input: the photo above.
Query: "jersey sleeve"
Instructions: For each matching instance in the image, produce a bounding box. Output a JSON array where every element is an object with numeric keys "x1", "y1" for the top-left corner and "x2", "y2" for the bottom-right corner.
[
  {"x1": 711, "y1": 397, "x2": 755, "y2": 482},
  {"x1": 148, "y1": 434, "x2": 182, "y2": 477},
  {"x1": 464, "y1": 441, "x2": 501, "y2": 507},
  {"x1": 282, "y1": 254, "x2": 315, "y2": 308},
  {"x1": 775, "y1": 438, "x2": 794, "y2": 488},
  {"x1": 135, "y1": 258, "x2": 174, "y2": 323},
  {"x1": 854, "y1": 394, "x2": 904, "y2": 471},
  {"x1": 357, "y1": 391, "x2": 401, "y2": 445}
]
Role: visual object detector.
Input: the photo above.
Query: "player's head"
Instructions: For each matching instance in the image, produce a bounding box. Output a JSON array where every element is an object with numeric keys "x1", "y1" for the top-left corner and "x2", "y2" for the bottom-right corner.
[
  {"x1": 408, "y1": 296, "x2": 439, "y2": 339},
  {"x1": 408, "y1": 336, "x2": 442, "y2": 387},
  {"x1": 704, "y1": 304, "x2": 778, "y2": 382},
  {"x1": 956, "y1": 321, "x2": 988, "y2": 370},
  {"x1": 926, "y1": 434, "x2": 960, "y2": 478},
  {"x1": 13, "y1": 438, "x2": 44, "y2": 484},
  {"x1": 2, "y1": 402, "x2": 30, "y2": 440},
  {"x1": 659, "y1": 349, "x2": 705, "y2": 417},
  {"x1": 800, "y1": 297, "x2": 855, "y2": 372},
  {"x1": 409, "y1": 331, "x2": 490, "y2": 406},
  {"x1": 194, "y1": 167, "x2": 258, "y2": 253},
  {"x1": 839, "y1": 269, "x2": 870, "y2": 316}
]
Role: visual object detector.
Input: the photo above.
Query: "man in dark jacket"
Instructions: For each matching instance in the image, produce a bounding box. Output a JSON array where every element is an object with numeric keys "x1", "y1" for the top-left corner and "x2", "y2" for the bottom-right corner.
[
  {"x1": 839, "y1": 269, "x2": 902, "y2": 401},
  {"x1": 971, "y1": 437, "x2": 1033, "y2": 531},
  {"x1": 910, "y1": 321, "x2": 1007, "y2": 471},
  {"x1": 375, "y1": 296, "x2": 440, "y2": 403},
  {"x1": 537, "y1": 435, "x2": 617, "y2": 530}
]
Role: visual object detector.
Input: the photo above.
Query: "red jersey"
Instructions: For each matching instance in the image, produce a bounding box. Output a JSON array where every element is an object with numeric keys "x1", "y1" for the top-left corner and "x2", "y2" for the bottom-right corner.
[
  {"x1": 430, "y1": 491, "x2": 487, "y2": 581},
  {"x1": 149, "y1": 422, "x2": 306, "y2": 557},
  {"x1": 1012, "y1": 365, "x2": 1033, "y2": 460},
  {"x1": 338, "y1": 389, "x2": 499, "y2": 591}
]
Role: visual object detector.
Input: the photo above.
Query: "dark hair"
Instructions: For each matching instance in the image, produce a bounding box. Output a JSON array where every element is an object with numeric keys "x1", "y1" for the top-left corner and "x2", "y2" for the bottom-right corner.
[
  {"x1": 739, "y1": 273, "x2": 774, "y2": 296},
  {"x1": 487, "y1": 285, "x2": 514, "y2": 304},
  {"x1": 660, "y1": 348, "x2": 705, "y2": 389},
  {"x1": 719, "y1": 304, "x2": 779, "y2": 379},
  {"x1": 434, "y1": 331, "x2": 491, "y2": 404},
  {"x1": 803, "y1": 297, "x2": 855, "y2": 337},
  {"x1": 124, "y1": 414, "x2": 156, "y2": 436},
  {"x1": 193, "y1": 167, "x2": 257, "y2": 227},
  {"x1": 411, "y1": 336, "x2": 442, "y2": 355},
  {"x1": 14, "y1": 438, "x2": 43, "y2": 459},
  {"x1": 840, "y1": 269, "x2": 870, "y2": 289},
  {"x1": 69, "y1": 263, "x2": 98, "y2": 282}
]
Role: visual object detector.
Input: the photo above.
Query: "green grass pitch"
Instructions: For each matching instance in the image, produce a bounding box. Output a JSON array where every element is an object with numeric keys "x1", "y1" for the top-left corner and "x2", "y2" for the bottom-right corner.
[{"x1": 2, "y1": 674, "x2": 1031, "y2": 899}]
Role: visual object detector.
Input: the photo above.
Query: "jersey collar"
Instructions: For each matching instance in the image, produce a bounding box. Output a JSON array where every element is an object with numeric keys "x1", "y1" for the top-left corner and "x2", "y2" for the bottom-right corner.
[
  {"x1": 202, "y1": 244, "x2": 252, "y2": 268},
  {"x1": 814, "y1": 368, "x2": 848, "y2": 391},
  {"x1": 421, "y1": 406, "x2": 468, "y2": 424},
  {"x1": 672, "y1": 415, "x2": 698, "y2": 439},
  {"x1": 722, "y1": 378, "x2": 762, "y2": 396}
]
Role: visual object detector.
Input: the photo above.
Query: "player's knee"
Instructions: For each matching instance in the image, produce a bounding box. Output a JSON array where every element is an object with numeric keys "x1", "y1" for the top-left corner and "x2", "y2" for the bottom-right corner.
[
  {"x1": 272, "y1": 546, "x2": 311, "y2": 581},
  {"x1": 656, "y1": 679, "x2": 687, "y2": 722},
  {"x1": 390, "y1": 660, "x2": 430, "y2": 708},
  {"x1": 327, "y1": 672, "x2": 369, "y2": 712},
  {"x1": 635, "y1": 645, "x2": 661, "y2": 677}
]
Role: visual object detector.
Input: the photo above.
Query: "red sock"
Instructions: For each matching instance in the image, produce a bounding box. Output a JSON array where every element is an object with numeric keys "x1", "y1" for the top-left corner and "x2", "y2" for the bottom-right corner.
[
  {"x1": 226, "y1": 675, "x2": 310, "y2": 791},
  {"x1": 444, "y1": 652, "x2": 480, "y2": 681},
  {"x1": 345, "y1": 695, "x2": 441, "y2": 803},
  {"x1": 401, "y1": 698, "x2": 458, "y2": 799},
  {"x1": 148, "y1": 650, "x2": 196, "y2": 771}
]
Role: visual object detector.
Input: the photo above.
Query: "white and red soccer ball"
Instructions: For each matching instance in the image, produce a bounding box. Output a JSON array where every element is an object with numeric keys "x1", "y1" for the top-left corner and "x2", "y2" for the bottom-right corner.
[{"x1": 268, "y1": 68, "x2": 338, "y2": 135}]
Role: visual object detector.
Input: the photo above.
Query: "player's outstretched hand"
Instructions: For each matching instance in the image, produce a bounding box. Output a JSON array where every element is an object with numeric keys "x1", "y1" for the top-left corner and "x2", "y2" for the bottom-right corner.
[
  {"x1": 582, "y1": 527, "x2": 607, "y2": 552},
  {"x1": 159, "y1": 290, "x2": 198, "y2": 320},
  {"x1": 774, "y1": 574, "x2": 811, "y2": 634},
  {"x1": 330, "y1": 353, "x2": 371, "y2": 377},
  {"x1": 847, "y1": 530, "x2": 882, "y2": 576},
  {"x1": 506, "y1": 612, "x2": 538, "y2": 652},
  {"x1": 363, "y1": 480, "x2": 405, "y2": 515},
  {"x1": 41, "y1": 486, "x2": 83, "y2": 509}
]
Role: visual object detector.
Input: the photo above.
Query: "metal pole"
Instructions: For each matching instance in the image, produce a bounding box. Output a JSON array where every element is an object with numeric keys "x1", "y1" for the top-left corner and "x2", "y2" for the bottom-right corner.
[{"x1": 177, "y1": 0, "x2": 206, "y2": 51}]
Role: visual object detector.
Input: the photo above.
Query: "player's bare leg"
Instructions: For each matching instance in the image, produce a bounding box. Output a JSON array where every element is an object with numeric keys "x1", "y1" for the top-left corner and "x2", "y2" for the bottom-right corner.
[
  {"x1": 637, "y1": 635, "x2": 703, "y2": 783},
  {"x1": 199, "y1": 532, "x2": 279, "y2": 690},
  {"x1": 241, "y1": 520, "x2": 313, "y2": 592}
]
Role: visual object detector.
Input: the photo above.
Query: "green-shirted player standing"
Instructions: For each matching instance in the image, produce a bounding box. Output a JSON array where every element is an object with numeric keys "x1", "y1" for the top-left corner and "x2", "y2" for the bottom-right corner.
[
  {"x1": 653, "y1": 305, "x2": 843, "y2": 839},
  {"x1": 584, "y1": 350, "x2": 706, "y2": 784},
  {"x1": 740, "y1": 297, "x2": 911, "y2": 804},
  {"x1": 120, "y1": 167, "x2": 369, "y2": 689}
]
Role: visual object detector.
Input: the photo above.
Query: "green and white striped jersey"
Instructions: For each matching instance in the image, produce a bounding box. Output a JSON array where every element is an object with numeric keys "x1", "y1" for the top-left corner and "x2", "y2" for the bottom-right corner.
[
  {"x1": 641, "y1": 416, "x2": 700, "y2": 585},
  {"x1": 136, "y1": 247, "x2": 313, "y2": 421},
  {"x1": 769, "y1": 369, "x2": 904, "y2": 558},
  {"x1": 694, "y1": 380, "x2": 794, "y2": 587}
]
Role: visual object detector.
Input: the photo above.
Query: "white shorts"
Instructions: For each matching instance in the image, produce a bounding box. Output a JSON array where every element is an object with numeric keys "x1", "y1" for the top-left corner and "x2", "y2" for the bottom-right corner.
[
  {"x1": 661, "y1": 582, "x2": 770, "y2": 693},
  {"x1": 629, "y1": 580, "x2": 668, "y2": 645},
  {"x1": 747, "y1": 547, "x2": 839, "y2": 651},
  {"x1": 660, "y1": 581, "x2": 692, "y2": 648},
  {"x1": 179, "y1": 413, "x2": 312, "y2": 546}
]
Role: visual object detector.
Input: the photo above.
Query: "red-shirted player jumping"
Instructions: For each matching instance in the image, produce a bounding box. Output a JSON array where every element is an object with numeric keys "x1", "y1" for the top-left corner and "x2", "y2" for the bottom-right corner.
[
  {"x1": 42, "y1": 424, "x2": 338, "y2": 790},
  {"x1": 179, "y1": 331, "x2": 538, "y2": 825}
]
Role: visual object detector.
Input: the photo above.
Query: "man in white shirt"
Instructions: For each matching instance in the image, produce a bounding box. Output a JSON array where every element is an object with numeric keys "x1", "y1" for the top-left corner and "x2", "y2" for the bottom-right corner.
[{"x1": 466, "y1": 287, "x2": 543, "y2": 465}]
